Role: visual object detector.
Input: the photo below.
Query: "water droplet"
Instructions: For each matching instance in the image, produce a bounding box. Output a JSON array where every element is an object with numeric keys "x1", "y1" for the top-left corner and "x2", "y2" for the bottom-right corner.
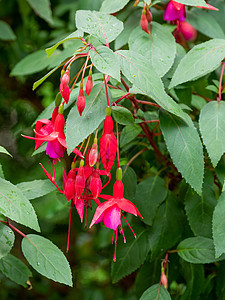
[{"x1": 37, "y1": 262, "x2": 40, "y2": 266}]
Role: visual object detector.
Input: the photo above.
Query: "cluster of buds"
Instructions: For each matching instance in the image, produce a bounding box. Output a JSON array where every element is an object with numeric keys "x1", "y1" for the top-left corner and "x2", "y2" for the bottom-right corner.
[{"x1": 140, "y1": 4, "x2": 152, "y2": 34}]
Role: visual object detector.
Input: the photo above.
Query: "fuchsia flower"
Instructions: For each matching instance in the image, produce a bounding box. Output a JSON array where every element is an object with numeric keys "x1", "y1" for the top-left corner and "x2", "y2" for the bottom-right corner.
[
  {"x1": 140, "y1": 10, "x2": 149, "y2": 34},
  {"x1": 63, "y1": 166, "x2": 76, "y2": 202},
  {"x1": 164, "y1": 0, "x2": 186, "y2": 22},
  {"x1": 77, "y1": 82, "x2": 86, "y2": 116},
  {"x1": 89, "y1": 139, "x2": 98, "y2": 167},
  {"x1": 86, "y1": 72, "x2": 93, "y2": 96},
  {"x1": 90, "y1": 170, "x2": 143, "y2": 262},
  {"x1": 60, "y1": 69, "x2": 70, "y2": 104},
  {"x1": 179, "y1": 21, "x2": 197, "y2": 41}
]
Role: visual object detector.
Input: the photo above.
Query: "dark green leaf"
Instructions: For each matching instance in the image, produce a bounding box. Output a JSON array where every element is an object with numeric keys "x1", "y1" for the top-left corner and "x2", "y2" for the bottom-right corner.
[
  {"x1": 26, "y1": 0, "x2": 53, "y2": 24},
  {"x1": 22, "y1": 234, "x2": 72, "y2": 286},
  {"x1": 17, "y1": 179, "x2": 56, "y2": 200},
  {"x1": 90, "y1": 46, "x2": 120, "y2": 81},
  {"x1": 75, "y1": 10, "x2": 123, "y2": 44},
  {"x1": 199, "y1": 101, "x2": 225, "y2": 167},
  {"x1": 116, "y1": 50, "x2": 188, "y2": 121},
  {"x1": 111, "y1": 226, "x2": 151, "y2": 283},
  {"x1": 100, "y1": 0, "x2": 130, "y2": 13},
  {"x1": 128, "y1": 23, "x2": 176, "y2": 77},
  {"x1": 0, "y1": 254, "x2": 32, "y2": 287},
  {"x1": 213, "y1": 192, "x2": 225, "y2": 257},
  {"x1": 0, "y1": 178, "x2": 40, "y2": 232},
  {"x1": 170, "y1": 39, "x2": 225, "y2": 88},
  {"x1": 159, "y1": 110, "x2": 204, "y2": 194},
  {"x1": 140, "y1": 284, "x2": 172, "y2": 300},
  {"x1": 112, "y1": 106, "x2": 134, "y2": 125},
  {"x1": 0, "y1": 21, "x2": 16, "y2": 41},
  {"x1": 135, "y1": 176, "x2": 167, "y2": 226},
  {"x1": 120, "y1": 124, "x2": 142, "y2": 147},
  {"x1": 0, "y1": 223, "x2": 15, "y2": 259},
  {"x1": 122, "y1": 166, "x2": 137, "y2": 201}
]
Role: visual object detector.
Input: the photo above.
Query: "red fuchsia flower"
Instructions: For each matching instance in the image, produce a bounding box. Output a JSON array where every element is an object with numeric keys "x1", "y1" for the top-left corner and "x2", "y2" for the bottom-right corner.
[
  {"x1": 179, "y1": 21, "x2": 197, "y2": 41},
  {"x1": 60, "y1": 69, "x2": 70, "y2": 104},
  {"x1": 90, "y1": 168, "x2": 102, "y2": 199},
  {"x1": 63, "y1": 164, "x2": 76, "y2": 202},
  {"x1": 146, "y1": 9, "x2": 152, "y2": 24},
  {"x1": 89, "y1": 139, "x2": 98, "y2": 167},
  {"x1": 163, "y1": 0, "x2": 186, "y2": 22},
  {"x1": 90, "y1": 168, "x2": 143, "y2": 262},
  {"x1": 85, "y1": 69, "x2": 93, "y2": 96},
  {"x1": 77, "y1": 81, "x2": 86, "y2": 116},
  {"x1": 140, "y1": 9, "x2": 149, "y2": 34},
  {"x1": 99, "y1": 107, "x2": 118, "y2": 175},
  {"x1": 161, "y1": 270, "x2": 168, "y2": 289}
]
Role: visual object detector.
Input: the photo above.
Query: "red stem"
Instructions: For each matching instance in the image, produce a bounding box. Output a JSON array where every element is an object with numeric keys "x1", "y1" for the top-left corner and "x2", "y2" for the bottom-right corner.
[
  {"x1": 103, "y1": 74, "x2": 110, "y2": 106},
  {"x1": 136, "y1": 99, "x2": 161, "y2": 108},
  {"x1": 113, "y1": 92, "x2": 131, "y2": 104},
  {"x1": 218, "y1": 62, "x2": 225, "y2": 101}
]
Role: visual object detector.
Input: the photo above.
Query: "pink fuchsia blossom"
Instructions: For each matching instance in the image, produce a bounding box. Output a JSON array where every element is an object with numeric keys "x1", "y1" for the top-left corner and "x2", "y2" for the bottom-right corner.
[
  {"x1": 164, "y1": 0, "x2": 186, "y2": 22},
  {"x1": 179, "y1": 21, "x2": 197, "y2": 41},
  {"x1": 60, "y1": 70, "x2": 70, "y2": 104}
]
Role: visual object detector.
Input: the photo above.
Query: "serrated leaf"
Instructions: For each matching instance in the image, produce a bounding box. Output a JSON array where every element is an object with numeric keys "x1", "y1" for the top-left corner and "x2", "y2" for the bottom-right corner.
[
  {"x1": 159, "y1": 110, "x2": 204, "y2": 194},
  {"x1": 199, "y1": 101, "x2": 225, "y2": 167},
  {"x1": 0, "y1": 21, "x2": 16, "y2": 41},
  {"x1": 0, "y1": 178, "x2": 40, "y2": 232},
  {"x1": 0, "y1": 254, "x2": 32, "y2": 287},
  {"x1": 170, "y1": 39, "x2": 225, "y2": 88},
  {"x1": 185, "y1": 172, "x2": 217, "y2": 238},
  {"x1": 135, "y1": 176, "x2": 167, "y2": 226},
  {"x1": 213, "y1": 192, "x2": 225, "y2": 258},
  {"x1": 75, "y1": 10, "x2": 123, "y2": 44},
  {"x1": 66, "y1": 83, "x2": 112, "y2": 154},
  {"x1": 0, "y1": 146, "x2": 12, "y2": 157},
  {"x1": 128, "y1": 23, "x2": 176, "y2": 77},
  {"x1": 140, "y1": 284, "x2": 172, "y2": 300},
  {"x1": 111, "y1": 226, "x2": 151, "y2": 283},
  {"x1": 173, "y1": 0, "x2": 207, "y2": 6},
  {"x1": 120, "y1": 124, "x2": 142, "y2": 147},
  {"x1": 45, "y1": 30, "x2": 84, "y2": 57},
  {"x1": 100, "y1": 0, "x2": 129, "y2": 13},
  {"x1": 149, "y1": 193, "x2": 183, "y2": 259},
  {"x1": 17, "y1": 179, "x2": 56, "y2": 200},
  {"x1": 177, "y1": 236, "x2": 225, "y2": 264},
  {"x1": 22, "y1": 234, "x2": 72, "y2": 286},
  {"x1": 112, "y1": 106, "x2": 134, "y2": 125},
  {"x1": 26, "y1": 0, "x2": 53, "y2": 24},
  {"x1": 116, "y1": 50, "x2": 188, "y2": 122},
  {"x1": 90, "y1": 46, "x2": 120, "y2": 81},
  {"x1": 0, "y1": 223, "x2": 15, "y2": 259},
  {"x1": 187, "y1": 10, "x2": 225, "y2": 39}
]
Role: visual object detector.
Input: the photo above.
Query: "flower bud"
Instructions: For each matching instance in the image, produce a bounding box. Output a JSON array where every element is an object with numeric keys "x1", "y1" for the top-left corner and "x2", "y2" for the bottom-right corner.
[
  {"x1": 161, "y1": 270, "x2": 168, "y2": 289},
  {"x1": 146, "y1": 9, "x2": 152, "y2": 23},
  {"x1": 179, "y1": 21, "x2": 197, "y2": 41},
  {"x1": 60, "y1": 69, "x2": 70, "y2": 90},
  {"x1": 140, "y1": 11, "x2": 149, "y2": 34},
  {"x1": 86, "y1": 72, "x2": 93, "y2": 96},
  {"x1": 89, "y1": 139, "x2": 98, "y2": 167},
  {"x1": 75, "y1": 161, "x2": 85, "y2": 198},
  {"x1": 77, "y1": 87, "x2": 86, "y2": 116},
  {"x1": 90, "y1": 170, "x2": 102, "y2": 199}
]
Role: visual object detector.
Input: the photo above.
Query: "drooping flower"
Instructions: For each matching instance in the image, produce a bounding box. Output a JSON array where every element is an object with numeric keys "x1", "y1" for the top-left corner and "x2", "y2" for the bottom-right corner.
[
  {"x1": 63, "y1": 164, "x2": 76, "y2": 202},
  {"x1": 179, "y1": 21, "x2": 197, "y2": 41},
  {"x1": 140, "y1": 9, "x2": 149, "y2": 34},
  {"x1": 86, "y1": 69, "x2": 93, "y2": 96},
  {"x1": 60, "y1": 69, "x2": 70, "y2": 104},
  {"x1": 77, "y1": 81, "x2": 86, "y2": 116},
  {"x1": 163, "y1": 0, "x2": 186, "y2": 22}
]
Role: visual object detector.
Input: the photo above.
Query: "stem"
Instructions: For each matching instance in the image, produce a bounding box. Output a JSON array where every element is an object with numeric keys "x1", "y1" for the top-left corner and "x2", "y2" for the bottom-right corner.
[
  {"x1": 113, "y1": 92, "x2": 131, "y2": 104},
  {"x1": 81, "y1": 52, "x2": 90, "y2": 82},
  {"x1": 218, "y1": 62, "x2": 225, "y2": 101},
  {"x1": 136, "y1": 99, "x2": 161, "y2": 108},
  {"x1": 124, "y1": 147, "x2": 148, "y2": 174},
  {"x1": 103, "y1": 74, "x2": 110, "y2": 106},
  {"x1": 83, "y1": 135, "x2": 91, "y2": 156},
  {"x1": 66, "y1": 201, "x2": 73, "y2": 253},
  {"x1": 140, "y1": 120, "x2": 159, "y2": 124},
  {"x1": 121, "y1": 77, "x2": 130, "y2": 92}
]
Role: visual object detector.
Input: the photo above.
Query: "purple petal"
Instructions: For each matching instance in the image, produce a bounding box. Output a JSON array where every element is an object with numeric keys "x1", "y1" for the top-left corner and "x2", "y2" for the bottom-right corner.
[
  {"x1": 163, "y1": 1, "x2": 186, "y2": 21},
  {"x1": 46, "y1": 140, "x2": 64, "y2": 159}
]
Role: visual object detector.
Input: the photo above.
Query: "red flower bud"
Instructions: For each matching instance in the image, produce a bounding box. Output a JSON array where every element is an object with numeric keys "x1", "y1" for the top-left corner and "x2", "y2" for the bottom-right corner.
[
  {"x1": 179, "y1": 21, "x2": 197, "y2": 41},
  {"x1": 146, "y1": 9, "x2": 152, "y2": 23},
  {"x1": 77, "y1": 88, "x2": 86, "y2": 116},
  {"x1": 75, "y1": 163, "x2": 86, "y2": 198},
  {"x1": 140, "y1": 12, "x2": 149, "y2": 34},
  {"x1": 90, "y1": 169, "x2": 102, "y2": 199},
  {"x1": 63, "y1": 168, "x2": 76, "y2": 202},
  {"x1": 161, "y1": 271, "x2": 168, "y2": 289},
  {"x1": 89, "y1": 142, "x2": 98, "y2": 167},
  {"x1": 86, "y1": 74, "x2": 93, "y2": 96},
  {"x1": 60, "y1": 70, "x2": 70, "y2": 91}
]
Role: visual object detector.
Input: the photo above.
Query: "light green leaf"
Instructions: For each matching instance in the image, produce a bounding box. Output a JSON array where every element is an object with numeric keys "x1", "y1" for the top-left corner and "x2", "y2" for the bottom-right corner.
[
  {"x1": 111, "y1": 226, "x2": 151, "y2": 283},
  {"x1": 100, "y1": 0, "x2": 130, "y2": 13},
  {"x1": 0, "y1": 223, "x2": 15, "y2": 259},
  {"x1": 76, "y1": 10, "x2": 123, "y2": 44},
  {"x1": 135, "y1": 176, "x2": 167, "y2": 226},
  {"x1": 116, "y1": 50, "x2": 188, "y2": 121},
  {"x1": 213, "y1": 192, "x2": 225, "y2": 258},
  {"x1": 0, "y1": 254, "x2": 32, "y2": 287},
  {"x1": 177, "y1": 236, "x2": 225, "y2": 264},
  {"x1": 140, "y1": 284, "x2": 172, "y2": 300},
  {"x1": 26, "y1": 0, "x2": 53, "y2": 24},
  {"x1": 159, "y1": 110, "x2": 204, "y2": 194},
  {"x1": 170, "y1": 39, "x2": 225, "y2": 88},
  {"x1": 0, "y1": 21, "x2": 16, "y2": 41},
  {"x1": 128, "y1": 23, "x2": 176, "y2": 77},
  {"x1": 45, "y1": 30, "x2": 84, "y2": 57},
  {"x1": 0, "y1": 146, "x2": 12, "y2": 157},
  {"x1": 90, "y1": 46, "x2": 120, "y2": 81},
  {"x1": 0, "y1": 178, "x2": 40, "y2": 232},
  {"x1": 112, "y1": 106, "x2": 134, "y2": 125},
  {"x1": 199, "y1": 101, "x2": 225, "y2": 167},
  {"x1": 173, "y1": 0, "x2": 207, "y2": 6},
  {"x1": 66, "y1": 83, "x2": 112, "y2": 154},
  {"x1": 17, "y1": 179, "x2": 56, "y2": 200},
  {"x1": 191, "y1": 94, "x2": 207, "y2": 110},
  {"x1": 120, "y1": 124, "x2": 142, "y2": 147},
  {"x1": 22, "y1": 234, "x2": 72, "y2": 286},
  {"x1": 33, "y1": 64, "x2": 60, "y2": 90}
]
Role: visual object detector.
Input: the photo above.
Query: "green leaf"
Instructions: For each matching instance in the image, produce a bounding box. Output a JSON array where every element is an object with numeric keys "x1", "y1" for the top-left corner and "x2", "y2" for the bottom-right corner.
[
  {"x1": 0, "y1": 164, "x2": 5, "y2": 179},
  {"x1": 75, "y1": 10, "x2": 123, "y2": 44},
  {"x1": 191, "y1": 94, "x2": 207, "y2": 110},
  {"x1": 122, "y1": 166, "x2": 137, "y2": 201},
  {"x1": 0, "y1": 223, "x2": 15, "y2": 259},
  {"x1": 33, "y1": 64, "x2": 60, "y2": 90},
  {"x1": 111, "y1": 106, "x2": 134, "y2": 125},
  {"x1": 120, "y1": 124, "x2": 142, "y2": 147},
  {"x1": 135, "y1": 176, "x2": 167, "y2": 226},
  {"x1": 17, "y1": 179, "x2": 56, "y2": 200},
  {"x1": 45, "y1": 30, "x2": 84, "y2": 57},
  {"x1": 170, "y1": 39, "x2": 225, "y2": 88},
  {"x1": 66, "y1": 83, "x2": 112, "y2": 154},
  {"x1": 187, "y1": 10, "x2": 225, "y2": 39},
  {"x1": 149, "y1": 193, "x2": 183, "y2": 259},
  {"x1": 90, "y1": 46, "x2": 120, "y2": 81},
  {"x1": 177, "y1": 236, "x2": 225, "y2": 264},
  {"x1": 173, "y1": 0, "x2": 207, "y2": 6},
  {"x1": 0, "y1": 21, "x2": 16, "y2": 41},
  {"x1": 0, "y1": 254, "x2": 32, "y2": 287},
  {"x1": 111, "y1": 226, "x2": 151, "y2": 283},
  {"x1": 199, "y1": 101, "x2": 225, "y2": 167},
  {"x1": 128, "y1": 23, "x2": 176, "y2": 77},
  {"x1": 212, "y1": 192, "x2": 225, "y2": 258},
  {"x1": 0, "y1": 178, "x2": 40, "y2": 232},
  {"x1": 21, "y1": 234, "x2": 72, "y2": 286},
  {"x1": 0, "y1": 146, "x2": 12, "y2": 157},
  {"x1": 26, "y1": 0, "x2": 53, "y2": 25},
  {"x1": 140, "y1": 284, "x2": 172, "y2": 300},
  {"x1": 185, "y1": 172, "x2": 217, "y2": 238},
  {"x1": 116, "y1": 50, "x2": 188, "y2": 121},
  {"x1": 159, "y1": 110, "x2": 204, "y2": 194},
  {"x1": 100, "y1": 0, "x2": 129, "y2": 13}
]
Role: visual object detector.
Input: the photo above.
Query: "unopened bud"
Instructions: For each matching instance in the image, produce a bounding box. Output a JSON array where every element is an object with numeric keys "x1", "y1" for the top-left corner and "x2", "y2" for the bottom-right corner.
[
  {"x1": 161, "y1": 270, "x2": 168, "y2": 289},
  {"x1": 146, "y1": 9, "x2": 152, "y2": 23},
  {"x1": 77, "y1": 88, "x2": 86, "y2": 116},
  {"x1": 140, "y1": 11, "x2": 149, "y2": 34},
  {"x1": 89, "y1": 140, "x2": 98, "y2": 167},
  {"x1": 86, "y1": 74, "x2": 93, "y2": 96}
]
